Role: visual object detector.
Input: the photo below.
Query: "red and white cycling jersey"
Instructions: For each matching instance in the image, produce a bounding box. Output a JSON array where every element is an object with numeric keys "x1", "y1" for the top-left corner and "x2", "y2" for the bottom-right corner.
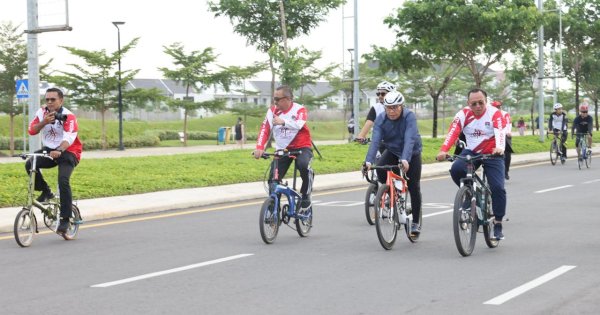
[
  {"x1": 256, "y1": 102, "x2": 312, "y2": 150},
  {"x1": 29, "y1": 107, "x2": 83, "y2": 161},
  {"x1": 501, "y1": 110, "x2": 512, "y2": 136},
  {"x1": 441, "y1": 105, "x2": 505, "y2": 154}
]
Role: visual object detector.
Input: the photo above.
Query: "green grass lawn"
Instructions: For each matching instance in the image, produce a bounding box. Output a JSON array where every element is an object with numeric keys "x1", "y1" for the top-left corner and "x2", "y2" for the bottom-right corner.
[{"x1": 0, "y1": 135, "x2": 572, "y2": 207}]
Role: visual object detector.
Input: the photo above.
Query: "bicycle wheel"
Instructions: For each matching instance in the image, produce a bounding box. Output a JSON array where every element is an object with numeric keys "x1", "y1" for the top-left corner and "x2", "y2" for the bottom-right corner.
[
  {"x1": 14, "y1": 208, "x2": 36, "y2": 247},
  {"x1": 578, "y1": 149, "x2": 583, "y2": 170},
  {"x1": 295, "y1": 205, "x2": 312, "y2": 237},
  {"x1": 364, "y1": 183, "x2": 377, "y2": 225},
  {"x1": 374, "y1": 184, "x2": 398, "y2": 250},
  {"x1": 259, "y1": 197, "x2": 279, "y2": 244},
  {"x1": 550, "y1": 141, "x2": 558, "y2": 165},
  {"x1": 61, "y1": 204, "x2": 81, "y2": 241},
  {"x1": 453, "y1": 186, "x2": 477, "y2": 256},
  {"x1": 407, "y1": 191, "x2": 421, "y2": 242},
  {"x1": 482, "y1": 194, "x2": 499, "y2": 248}
]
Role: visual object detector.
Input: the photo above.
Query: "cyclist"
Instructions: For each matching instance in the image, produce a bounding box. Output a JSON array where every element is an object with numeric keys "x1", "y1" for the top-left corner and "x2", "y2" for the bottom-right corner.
[
  {"x1": 548, "y1": 103, "x2": 568, "y2": 163},
  {"x1": 491, "y1": 100, "x2": 514, "y2": 180},
  {"x1": 356, "y1": 81, "x2": 396, "y2": 149},
  {"x1": 26, "y1": 87, "x2": 82, "y2": 234},
  {"x1": 363, "y1": 91, "x2": 423, "y2": 235},
  {"x1": 436, "y1": 88, "x2": 506, "y2": 240},
  {"x1": 571, "y1": 103, "x2": 593, "y2": 160},
  {"x1": 253, "y1": 85, "x2": 314, "y2": 210}
]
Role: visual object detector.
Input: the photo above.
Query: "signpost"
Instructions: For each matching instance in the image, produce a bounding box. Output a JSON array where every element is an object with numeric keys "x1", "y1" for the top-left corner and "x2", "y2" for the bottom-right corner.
[{"x1": 16, "y1": 79, "x2": 30, "y2": 153}]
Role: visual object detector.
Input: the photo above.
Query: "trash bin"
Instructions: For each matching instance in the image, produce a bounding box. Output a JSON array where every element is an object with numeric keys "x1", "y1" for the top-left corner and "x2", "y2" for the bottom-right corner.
[{"x1": 217, "y1": 127, "x2": 226, "y2": 145}]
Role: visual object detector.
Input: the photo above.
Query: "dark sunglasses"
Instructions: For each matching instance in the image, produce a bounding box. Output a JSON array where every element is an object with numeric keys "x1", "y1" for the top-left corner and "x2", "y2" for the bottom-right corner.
[
  {"x1": 581, "y1": 111, "x2": 588, "y2": 114},
  {"x1": 385, "y1": 105, "x2": 401, "y2": 110},
  {"x1": 376, "y1": 92, "x2": 387, "y2": 97},
  {"x1": 45, "y1": 98, "x2": 57, "y2": 102},
  {"x1": 273, "y1": 96, "x2": 288, "y2": 102}
]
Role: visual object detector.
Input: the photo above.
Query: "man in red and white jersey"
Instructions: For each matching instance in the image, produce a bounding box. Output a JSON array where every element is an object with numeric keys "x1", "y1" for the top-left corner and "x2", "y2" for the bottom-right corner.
[
  {"x1": 27, "y1": 87, "x2": 82, "y2": 234},
  {"x1": 436, "y1": 88, "x2": 507, "y2": 240},
  {"x1": 253, "y1": 85, "x2": 314, "y2": 209},
  {"x1": 491, "y1": 100, "x2": 514, "y2": 180}
]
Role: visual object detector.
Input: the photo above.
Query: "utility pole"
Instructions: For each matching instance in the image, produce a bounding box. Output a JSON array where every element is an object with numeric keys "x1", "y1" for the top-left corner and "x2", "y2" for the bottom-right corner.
[
  {"x1": 352, "y1": 0, "x2": 359, "y2": 139},
  {"x1": 537, "y1": 0, "x2": 545, "y2": 142}
]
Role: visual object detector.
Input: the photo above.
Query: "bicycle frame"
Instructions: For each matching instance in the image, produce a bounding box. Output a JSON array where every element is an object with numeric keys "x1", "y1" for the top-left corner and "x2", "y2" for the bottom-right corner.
[
  {"x1": 265, "y1": 150, "x2": 309, "y2": 222},
  {"x1": 457, "y1": 155, "x2": 492, "y2": 222},
  {"x1": 371, "y1": 165, "x2": 410, "y2": 223},
  {"x1": 24, "y1": 154, "x2": 59, "y2": 220}
]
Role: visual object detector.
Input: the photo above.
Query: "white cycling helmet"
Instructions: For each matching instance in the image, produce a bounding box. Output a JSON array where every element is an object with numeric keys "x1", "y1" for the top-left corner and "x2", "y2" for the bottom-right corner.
[
  {"x1": 383, "y1": 91, "x2": 405, "y2": 106},
  {"x1": 376, "y1": 81, "x2": 396, "y2": 92},
  {"x1": 553, "y1": 103, "x2": 563, "y2": 110}
]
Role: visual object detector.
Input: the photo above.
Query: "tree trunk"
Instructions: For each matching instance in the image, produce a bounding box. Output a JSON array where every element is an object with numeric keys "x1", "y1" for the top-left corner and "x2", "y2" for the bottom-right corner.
[
  {"x1": 432, "y1": 95, "x2": 439, "y2": 139},
  {"x1": 101, "y1": 110, "x2": 107, "y2": 150},
  {"x1": 183, "y1": 109, "x2": 188, "y2": 147}
]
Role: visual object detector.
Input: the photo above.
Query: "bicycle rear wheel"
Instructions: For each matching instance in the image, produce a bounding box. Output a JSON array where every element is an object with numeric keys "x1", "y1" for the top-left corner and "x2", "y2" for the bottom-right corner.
[
  {"x1": 482, "y1": 194, "x2": 499, "y2": 248},
  {"x1": 453, "y1": 186, "x2": 477, "y2": 256},
  {"x1": 374, "y1": 184, "x2": 398, "y2": 250},
  {"x1": 550, "y1": 141, "x2": 558, "y2": 165},
  {"x1": 259, "y1": 197, "x2": 279, "y2": 244},
  {"x1": 14, "y1": 208, "x2": 36, "y2": 247},
  {"x1": 364, "y1": 183, "x2": 377, "y2": 225},
  {"x1": 586, "y1": 149, "x2": 592, "y2": 168},
  {"x1": 295, "y1": 205, "x2": 312, "y2": 237},
  {"x1": 61, "y1": 204, "x2": 81, "y2": 241}
]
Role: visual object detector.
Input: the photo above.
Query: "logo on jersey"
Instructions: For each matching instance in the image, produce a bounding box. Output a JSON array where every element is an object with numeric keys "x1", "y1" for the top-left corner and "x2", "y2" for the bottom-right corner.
[{"x1": 471, "y1": 129, "x2": 483, "y2": 138}]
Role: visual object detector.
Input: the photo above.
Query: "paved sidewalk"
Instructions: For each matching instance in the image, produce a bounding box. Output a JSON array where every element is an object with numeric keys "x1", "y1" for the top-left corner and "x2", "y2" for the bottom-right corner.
[{"x1": 0, "y1": 145, "x2": 594, "y2": 233}]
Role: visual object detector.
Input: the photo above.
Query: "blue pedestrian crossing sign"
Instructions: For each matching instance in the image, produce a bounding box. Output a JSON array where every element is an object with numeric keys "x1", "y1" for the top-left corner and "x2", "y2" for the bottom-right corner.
[{"x1": 16, "y1": 79, "x2": 29, "y2": 99}]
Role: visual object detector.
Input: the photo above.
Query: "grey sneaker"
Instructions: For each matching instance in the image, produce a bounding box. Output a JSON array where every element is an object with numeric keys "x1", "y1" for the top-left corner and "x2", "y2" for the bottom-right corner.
[
  {"x1": 300, "y1": 198, "x2": 312, "y2": 210},
  {"x1": 410, "y1": 223, "x2": 421, "y2": 235}
]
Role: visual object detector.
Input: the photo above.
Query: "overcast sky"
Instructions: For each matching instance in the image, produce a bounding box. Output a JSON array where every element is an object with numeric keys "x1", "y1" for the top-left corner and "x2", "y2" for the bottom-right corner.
[{"x1": 0, "y1": 0, "x2": 404, "y2": 80}]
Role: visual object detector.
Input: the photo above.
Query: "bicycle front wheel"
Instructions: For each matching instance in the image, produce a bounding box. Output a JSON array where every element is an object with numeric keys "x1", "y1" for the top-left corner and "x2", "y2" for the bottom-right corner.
[
  {"x1": 586, "y1": 149, "x2": 592, "y2": 168},
  {"x1": 578, "y1": 149, "x2": 583, "y2": 170},
  {"x1": 364, "y1": 183, "x2": 377, "y2": 225},
  {"x1": 259, "y1": 197, "x2": 279, "y2": 244},
  {"x1": 374, "y1": 184, "x2": 398, "y2": 250},
  {"x1": 453, "y1": 186, "x2": 477, "y2": 256},
  {"x1": 550, "y1": 141, "x2": 558, "y2": 165},
  {"x1": 61, "y1": 204, "x2": 81, "y2": 241},
  {"x1": 14, "y1": 208, "x2": 36, "y2": 247}
]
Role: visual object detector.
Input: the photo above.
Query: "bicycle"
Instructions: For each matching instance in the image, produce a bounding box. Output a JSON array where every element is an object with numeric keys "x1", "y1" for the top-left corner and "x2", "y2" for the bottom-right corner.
[
  {"x1": 446, "y1": 154, "x2": 499, "y2": 257},
  {"x1": 575, "y1": 132, "x2": 592, "y2": 169},
  {"x1": 369, "y1": 164, "x2": 420, "y2": 250},
  {"x1": 548, "y1": 131, "x2": 566, "y2": 165},
  {"x1": 258, "y1": 149, "x2": 313, "y2": 244},
  {"x1": 14, "y1": 152, "x2": 83, "y2": 247},
  {"x1": 355, "y1": 137, "x2": 379, "y2": 225}
]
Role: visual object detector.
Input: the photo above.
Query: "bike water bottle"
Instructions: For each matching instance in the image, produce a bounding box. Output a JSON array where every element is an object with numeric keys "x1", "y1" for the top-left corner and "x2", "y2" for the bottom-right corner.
[{"x1": 393, "y1": 179, "x2": 403, "y2": 191}]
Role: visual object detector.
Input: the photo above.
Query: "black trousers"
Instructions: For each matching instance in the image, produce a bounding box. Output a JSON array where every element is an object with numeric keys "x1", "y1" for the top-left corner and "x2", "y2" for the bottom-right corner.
[
  {"x1": 505, "y1": 136, "x2": 513, "y2": 175},
  {"x1": 376, "y1": 150, "x2": 423, "y2": 224},
  {"x1": 269, "y1": 148, "x2": 314, "y2": 198},
  {"x1": 25, "y1": 148, "x2": 78, "y2": 219}
]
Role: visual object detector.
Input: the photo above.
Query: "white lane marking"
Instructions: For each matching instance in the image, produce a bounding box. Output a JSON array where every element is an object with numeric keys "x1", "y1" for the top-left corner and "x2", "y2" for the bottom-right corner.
[
  {"x1": 583, "y1": 179, "x2": 600, "y2": 184},
  {"x1": 91, "y1": 254, "x2": 253, "y2": 288},
  {"x1": 534, "y1": 185, "x2": 574, "y2": 193},
  {"x1": 483, "y1": 265, "x2": 576, "y2": 305},
  {"x1": 423, "y1": 209, "x2": 453, "y2": 218},
  {"x1": 317, "y1": 201, "x2": 364, "y2": 207}
]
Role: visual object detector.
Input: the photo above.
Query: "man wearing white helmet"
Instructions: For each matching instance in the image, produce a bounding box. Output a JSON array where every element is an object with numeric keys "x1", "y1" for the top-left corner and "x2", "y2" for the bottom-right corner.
[
  {"x1": 356, "y1": 81, "x2": 396, "y2": 148},
  {"x1": 363, "y1": 90, "x2": 423, "y2": 235},
  {"x1": 571, "y1": 103, "x2": 593, "y2": 161},
  {"x1": 548, "y1": 103, "x2": 568, "y2": 163}
]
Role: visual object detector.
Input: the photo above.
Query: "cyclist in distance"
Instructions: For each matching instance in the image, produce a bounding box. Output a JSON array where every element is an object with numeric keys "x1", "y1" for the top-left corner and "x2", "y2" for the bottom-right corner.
[
  {"x1": 436, "y1": 88, "x2": 507, "y2": 240},
  {"x1": 26, "y1": 87, "x2": 82, "y2": 234},
  {"x1": 549, "y1": 103, "x2": 569, "y2": 163},
  {"x1": 253, "y1": 85, "x2": 314, "y2": 210},
  {"x1": 356, "y1": 81, "x2": 396, "y2": 152},
  {"x1": 363, "y1": 90, "x2": 423, "y2": 235},
  {"x1": 491, "y1": 100, "x2": 514, "y2": 180},
  {"x1": 572, "y1": 103, "x2": 593, "y2": 160}
]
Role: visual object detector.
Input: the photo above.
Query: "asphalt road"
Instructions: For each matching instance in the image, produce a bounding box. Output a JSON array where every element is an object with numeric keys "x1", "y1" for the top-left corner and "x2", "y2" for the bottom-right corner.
[{"x1": 1, "y1": 161, "x2": 599, "y2": 315}]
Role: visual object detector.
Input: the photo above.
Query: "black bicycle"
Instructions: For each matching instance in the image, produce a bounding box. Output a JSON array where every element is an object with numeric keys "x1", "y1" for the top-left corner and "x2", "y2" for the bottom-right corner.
[{"x1": 446, "y1": 154, "x2": 499, "y2": 257}]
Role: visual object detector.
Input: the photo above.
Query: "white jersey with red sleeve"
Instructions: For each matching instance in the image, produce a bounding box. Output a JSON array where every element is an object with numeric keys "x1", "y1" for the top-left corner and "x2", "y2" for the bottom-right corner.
[
  {"x1": 440, "y1": 104, "x2": 505, "y2": 154},
  {"x1": 501, "y1": 110, "x2": 512, "y2": 136},
  {"x1": 256, "y1": 102, "x2": 312, "y2": 151},
  {"x1": 28, "y1": 107, "x2": 83, "y2": 161}
]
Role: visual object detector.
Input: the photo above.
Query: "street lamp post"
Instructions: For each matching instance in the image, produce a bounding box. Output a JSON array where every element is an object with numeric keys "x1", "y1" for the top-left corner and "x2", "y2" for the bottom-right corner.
[
  {"x1": 347, "y1": 48, "x2": 354, "y2": 112},
  {"x1": 112, "y1": 21, "x2": 125, "y2": 151}
]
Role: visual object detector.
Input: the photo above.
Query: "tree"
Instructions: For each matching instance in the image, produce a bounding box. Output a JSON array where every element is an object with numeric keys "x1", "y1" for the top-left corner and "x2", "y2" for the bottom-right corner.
[
  {"x1": 580, "y1": 49, "x2": 600, "y2": 130},
  {"x1": 386, "y1": 0, "x2": 542, "y2": 88},
  {"x1": 505, "y1": 47, "x2": 539, "y2": 134},
  {"x1": 0, "y1": 22, "x2": 27, "y2": 155},
  {"x1": 158, "y1": 43, "x2": 264, "y2": 146},
  {"x1": 271, "y1": 45, "x2": 336, "y2": 107},
  {"x1": 208, "y1": 0, "x2": 344, "y2": 95},
  {"x1": 50, "y1": 38, "x2": 141, "y2": 149},
  {"x1": 544, "y1": 0, "x2": 600, "y2": 114}
]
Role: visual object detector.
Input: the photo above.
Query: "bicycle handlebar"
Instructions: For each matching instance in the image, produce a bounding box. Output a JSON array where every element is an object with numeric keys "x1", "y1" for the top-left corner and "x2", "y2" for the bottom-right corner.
[
  {"x1": 19, "y1": 152, "x2": 54, "y2": 161},
  {"x1": 257, "y1": 149, "x2": 303, "y2": 159},
  {"x1": 446, "y1": 153, "x2": 502, "y2": 163}
]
